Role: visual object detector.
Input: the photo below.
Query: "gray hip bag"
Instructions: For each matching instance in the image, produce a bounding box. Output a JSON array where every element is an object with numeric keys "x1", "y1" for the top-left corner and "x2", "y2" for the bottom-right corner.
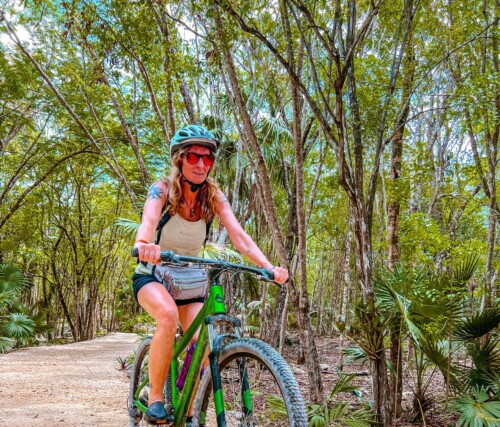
[{"x1": 153, "y1": 265, "x2": 208, "y2": 301}]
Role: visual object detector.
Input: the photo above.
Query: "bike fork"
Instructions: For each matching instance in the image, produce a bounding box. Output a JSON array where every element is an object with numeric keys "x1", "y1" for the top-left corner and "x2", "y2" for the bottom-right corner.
[{"x1": 206, "y1": 315, "x2": 253, "y2": 426}]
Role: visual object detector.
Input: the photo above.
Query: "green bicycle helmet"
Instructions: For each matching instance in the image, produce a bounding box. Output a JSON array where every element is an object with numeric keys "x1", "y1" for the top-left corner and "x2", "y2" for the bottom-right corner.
[{"x1": 170, "y1": 125, "x2": 219, "y2": 157}]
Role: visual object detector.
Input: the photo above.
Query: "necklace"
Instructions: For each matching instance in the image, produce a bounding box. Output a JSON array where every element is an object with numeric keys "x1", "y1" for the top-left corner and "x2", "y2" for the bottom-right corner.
[{"x1": 184, "y1": 197, "x2": 197, "y2": 217}]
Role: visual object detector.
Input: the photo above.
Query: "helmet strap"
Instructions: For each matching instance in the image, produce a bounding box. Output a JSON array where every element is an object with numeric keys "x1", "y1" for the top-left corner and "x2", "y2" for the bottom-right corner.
[{"x1": 180, "y1": 168, "x2": 208, "y2": 192}]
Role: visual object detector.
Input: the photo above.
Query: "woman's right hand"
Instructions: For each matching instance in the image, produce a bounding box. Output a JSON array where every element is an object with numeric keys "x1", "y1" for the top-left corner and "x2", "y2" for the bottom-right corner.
[{"x1": 134, "y1": 242, "x2": 161, "y2": 265}]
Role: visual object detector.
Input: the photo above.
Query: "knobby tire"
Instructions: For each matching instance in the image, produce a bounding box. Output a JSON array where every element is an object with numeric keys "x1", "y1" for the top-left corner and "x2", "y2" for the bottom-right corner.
[
  {"x1": 192, "y1": 338, "x2": 307, "y2": 427},
  {"x1": 128, "y1": 337, "x2": 152, "y2": 427}
]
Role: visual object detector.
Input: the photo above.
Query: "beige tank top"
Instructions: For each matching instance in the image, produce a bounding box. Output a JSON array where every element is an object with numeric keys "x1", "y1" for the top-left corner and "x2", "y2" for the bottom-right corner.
[
  {"x1": 135, "y1": 214, "x2": 206, "y2": 275},
  {"x1": 156, "y1": 214, "x2": 206, "y2": 256}
]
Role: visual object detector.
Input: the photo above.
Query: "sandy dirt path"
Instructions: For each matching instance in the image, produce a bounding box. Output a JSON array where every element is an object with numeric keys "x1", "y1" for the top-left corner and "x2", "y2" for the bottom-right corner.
[{"x1": 0, "y1": 332, "x2": 140, "y2": 427}]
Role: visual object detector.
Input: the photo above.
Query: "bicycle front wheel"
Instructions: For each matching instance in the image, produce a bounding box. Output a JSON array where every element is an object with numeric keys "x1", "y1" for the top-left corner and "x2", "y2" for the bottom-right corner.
[{"x1": 192, "y1": 338, "x2": 307, "y2": 426}]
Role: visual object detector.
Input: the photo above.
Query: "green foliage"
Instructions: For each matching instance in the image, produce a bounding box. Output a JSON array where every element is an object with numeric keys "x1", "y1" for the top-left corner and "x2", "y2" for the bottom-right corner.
[
  {"x1": 0, "y1": 264, "x2": 31, "y2": 296},
  {"x1": 116, "y1": 355, "x2": 133, "y2": 371},
  {"x1": 201, "y1": 242, "x2": 243, "y2": 261},
  {"x1": 453, "y1": 307, "x2": 500, "y2": 341},
  {"x1": 264, "y1": 394, "x2": 289, "y2": 421},
  {"x1": 375, "y1": 257, "x2": 500, "y2": 424},
  {"x1": 306, "y1": 373, "x2": 375, "y2": 427},
  {"x1": 340, "y1": 347, "x2": 368, "y2": 368},
  {"x1": 4, "y1": 312, "x2": 36, "y2": 338},
  {"x1": 1, "y1": 4, "x2": 499, "y2": 425},
  {"x1": 114, "y1": 218, "x2": 140, "y2": 237},
  {"x1": 452, "y1": 306, "x2": 500, "y2": 392},
  {"x1": 120, "y1": 313, "x2": 155, "y2": 334},
  {"x1": 0, "y1": 264, "x2": 38, "y2": 352},
  {"x1": 399, "y1": 213, "x2": 451, "y2": 266},
  {"x1": 451, "y1": 388, "x2": 500, "y2": 427}
]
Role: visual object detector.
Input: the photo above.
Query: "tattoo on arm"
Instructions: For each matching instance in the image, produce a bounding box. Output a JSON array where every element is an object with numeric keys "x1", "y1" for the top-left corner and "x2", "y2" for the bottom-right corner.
[
  {"x1": 148, "y1": 184, "x2": 164, "y2": 200},
  {"x1": 219, "y1": 193, "x2": 230, "y2": 204},
  {"x1": 246, "y1": 249, "x2": 252, "y2": 254}
]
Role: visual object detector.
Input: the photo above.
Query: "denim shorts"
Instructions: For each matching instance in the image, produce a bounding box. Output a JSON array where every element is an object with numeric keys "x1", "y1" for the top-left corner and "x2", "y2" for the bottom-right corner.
[{"x1": 132, "y1": 273, "x2": 206, "y2": 306}]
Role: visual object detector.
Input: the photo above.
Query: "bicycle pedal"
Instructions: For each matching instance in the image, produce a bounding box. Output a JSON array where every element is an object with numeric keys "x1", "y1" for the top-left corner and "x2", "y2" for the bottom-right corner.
[
  {"x1": 145, "y1": 415, "x2": 174, "y2": 426},
  {"x1": 149, "y1": 421, "x2": 173, "y2": 426}
]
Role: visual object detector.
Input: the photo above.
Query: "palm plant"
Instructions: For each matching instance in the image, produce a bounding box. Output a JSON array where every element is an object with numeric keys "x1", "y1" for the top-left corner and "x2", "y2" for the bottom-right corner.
[
  {"x1": 0, "y1": 264, "x2": 37, "y2": 352},
  {"x1": 374, "y1": 255, "x2": 499, "y2": 424},
  {"x1": 451, "y1": 387, "x2": 500, "y2": 427},
  {"x1": 374, "y1": 265, "x2": 463, "y2": 418},
  {"x1": 114, "y1": 217, "x2": 140, "y2": 236},
  {"x1": 452, "y1": 306, "x2": 500, "y2": 392},
  {"x1": 306, "y1": 373, "x2": 375, "y2": 427}
]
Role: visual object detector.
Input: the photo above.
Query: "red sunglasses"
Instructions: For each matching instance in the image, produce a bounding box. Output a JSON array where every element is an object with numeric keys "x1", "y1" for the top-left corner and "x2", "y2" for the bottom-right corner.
[{"x1": 181, "y1": 152, "x2": 215, "y2": 166}]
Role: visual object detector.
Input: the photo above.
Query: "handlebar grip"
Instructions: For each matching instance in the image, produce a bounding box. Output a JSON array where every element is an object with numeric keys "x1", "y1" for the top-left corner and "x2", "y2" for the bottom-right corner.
[
  {"x1": 261, "y1": 267, "x2": 275, "y2": 281},
  {"x1": 131, "y1": 248, "x2": 177, "y2": 263}
]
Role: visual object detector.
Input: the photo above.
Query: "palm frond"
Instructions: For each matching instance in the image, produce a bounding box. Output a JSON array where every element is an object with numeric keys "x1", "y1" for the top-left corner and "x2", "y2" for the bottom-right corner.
[
  {"x1": 246, "y1": 300, "x2": 262, "y2": 315},
  {"x1": 265, "y1": 394, "x2": 288, "y2": 420},
  {"x1": 418, "y1": 337, "x2": 460, "y2": 389},
  {"x1": 307, "y1": 400, "x2": 374, "y2": 427},
  {"x1": 255, "y1": 117, "x2": 290, "y2": 189},
  {"x1": 329, "y1": 373, "x2": 359, "y2": 398},
  {"x1": 256, "y1": 117, "x2": 293, "y2": 146},
  {"x1": 113, "y1": 217, "x2": 140, "y2": 236},
  {"x1": 0, "y1": 289, "x2": 17, "y2": 308},
  {"x1": 452, "y1": 387, "x2": 500, "y2": 427},
  {"x1": 374, "y1": 279, "x2": 404, "y2": 317},
  {"x1": 0, "y1": 336, "x2": 14, "y2": 353},
  {"x1": 376, "y1": 280, "x2": 427, "y2": 344},
  {"x1": 468, "y1": 339, "x2": 500, "y2": 378},
  {"x1": 0, "y1": 264, "x2": 31, "y2": 293},
  {"x1": 410, "y1": 299, "x2": 452, "y2": 326},
  {"x1": 338, "y1": 404, "x2": 375, "y2": 427},
  {"x1": 4, "y1": 312, "x2": 36, "y2": 338},
  {"x1": 307, "y1": 405, "x2": 328, "y2": 426},
  {"x1": 200, "y1": 242, "x2": 242, "y2": 262},
  {"x1": 454, "y1": 307, "x2": 500, "y2": 341},
  {"x1": 341, "y1": 346, "x2": 368, "y2": 367},
  {"x1": 453, "y1": 254, "x2": 480, "y2": 287}
]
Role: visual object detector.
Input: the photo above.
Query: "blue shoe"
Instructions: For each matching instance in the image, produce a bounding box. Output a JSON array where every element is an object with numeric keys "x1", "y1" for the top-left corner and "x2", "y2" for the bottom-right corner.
[{"x1": 144, "y1": 401, "x2": 169, "y2": 425}]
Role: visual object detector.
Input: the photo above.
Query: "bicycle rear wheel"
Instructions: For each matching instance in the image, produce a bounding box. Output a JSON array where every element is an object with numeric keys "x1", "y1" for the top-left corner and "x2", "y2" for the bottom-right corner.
[
  {"x1": 128, "y1": 336, "x2": 152, "y2": 427},
  {"x1": 192, "y1": 338, "x2": 307, "y2": 426}
]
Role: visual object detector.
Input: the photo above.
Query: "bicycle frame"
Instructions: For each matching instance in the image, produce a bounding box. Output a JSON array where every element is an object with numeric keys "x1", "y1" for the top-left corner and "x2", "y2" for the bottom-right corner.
[
  {"x1": 133, "y1": 268, "x2": 242, "y2": 426},
  {"x1": 130, "y1": 250, "x2": 275, "y2": 427}
]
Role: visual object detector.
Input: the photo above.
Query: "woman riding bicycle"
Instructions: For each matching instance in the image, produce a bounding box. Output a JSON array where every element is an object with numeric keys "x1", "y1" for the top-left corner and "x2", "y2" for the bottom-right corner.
[{"x1": 132, "y1": 124, "x2": 288, "y2": 425}]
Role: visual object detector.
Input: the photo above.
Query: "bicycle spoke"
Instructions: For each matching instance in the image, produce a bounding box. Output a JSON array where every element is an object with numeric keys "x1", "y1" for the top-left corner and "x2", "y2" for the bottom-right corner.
[{"x1": 194, "y1": 339, "x2": 307, "y2": 427}]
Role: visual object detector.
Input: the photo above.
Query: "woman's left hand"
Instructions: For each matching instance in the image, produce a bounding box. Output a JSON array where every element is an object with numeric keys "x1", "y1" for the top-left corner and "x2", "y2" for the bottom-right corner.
[{"x1": 270, "y1": 266, "x2": 288, "y2": 284}]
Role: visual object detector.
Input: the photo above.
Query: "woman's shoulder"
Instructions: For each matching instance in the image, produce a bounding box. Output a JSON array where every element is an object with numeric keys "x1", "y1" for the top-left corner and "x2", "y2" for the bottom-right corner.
[
  {"x1": 216, "y1": 188, "x2": 229, "y2": 203},
  {"x1": 147, "y1": 180, "x2": 168, "y2": 201},
  {"x1": 150, "y1": 180, "x2": 169, "y2": 191},
  {"x1": 155, "y1": 179, "x2": 169, "y2": 189}
]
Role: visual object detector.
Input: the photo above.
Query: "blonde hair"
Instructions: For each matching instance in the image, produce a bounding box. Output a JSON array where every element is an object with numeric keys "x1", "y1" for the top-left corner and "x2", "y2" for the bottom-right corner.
[{"x1": 161, "y1": 147, "x2": 219, "y2": 221}]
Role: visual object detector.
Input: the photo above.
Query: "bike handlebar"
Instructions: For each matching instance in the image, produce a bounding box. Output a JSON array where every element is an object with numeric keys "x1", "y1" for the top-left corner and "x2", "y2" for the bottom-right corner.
[{"x1": 131, "y1": 248, "x2": 276, "y2": 282}]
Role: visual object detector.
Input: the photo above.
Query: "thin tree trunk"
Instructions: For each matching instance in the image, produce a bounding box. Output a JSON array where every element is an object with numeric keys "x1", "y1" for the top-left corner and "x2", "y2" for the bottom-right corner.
[
  {"x1": 50, "y1": 236, "x2": 77, "y2": 342},
  {"x1": 286, "y1": 9, "x2": 324, "y2": 404},
  {"x1": 481, "y1": 0, "x2": 499, "y2": 308},
  {"x1": 387, "y1": 19, "x2": 415, "y2": 419},
  {"x1": 340, "y1": 211, "x2": 353, "y2": 323}
]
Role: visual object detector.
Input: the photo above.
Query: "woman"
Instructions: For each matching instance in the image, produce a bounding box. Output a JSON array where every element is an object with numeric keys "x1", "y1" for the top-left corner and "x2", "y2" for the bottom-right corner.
[{"x1": 133, "y1": 125, "x2": 288, "y2": 425}]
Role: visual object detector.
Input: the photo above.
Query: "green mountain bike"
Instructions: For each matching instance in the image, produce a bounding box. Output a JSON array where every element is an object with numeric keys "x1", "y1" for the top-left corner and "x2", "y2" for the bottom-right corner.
[{"x1": 128, "y1": 250, "x2": 307, "y2": 426}]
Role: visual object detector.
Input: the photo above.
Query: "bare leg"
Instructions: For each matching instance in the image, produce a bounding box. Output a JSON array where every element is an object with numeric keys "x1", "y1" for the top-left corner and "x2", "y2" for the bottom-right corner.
[{"x1": 138, "y1": 282, "x2": 179, "y2": 405}]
